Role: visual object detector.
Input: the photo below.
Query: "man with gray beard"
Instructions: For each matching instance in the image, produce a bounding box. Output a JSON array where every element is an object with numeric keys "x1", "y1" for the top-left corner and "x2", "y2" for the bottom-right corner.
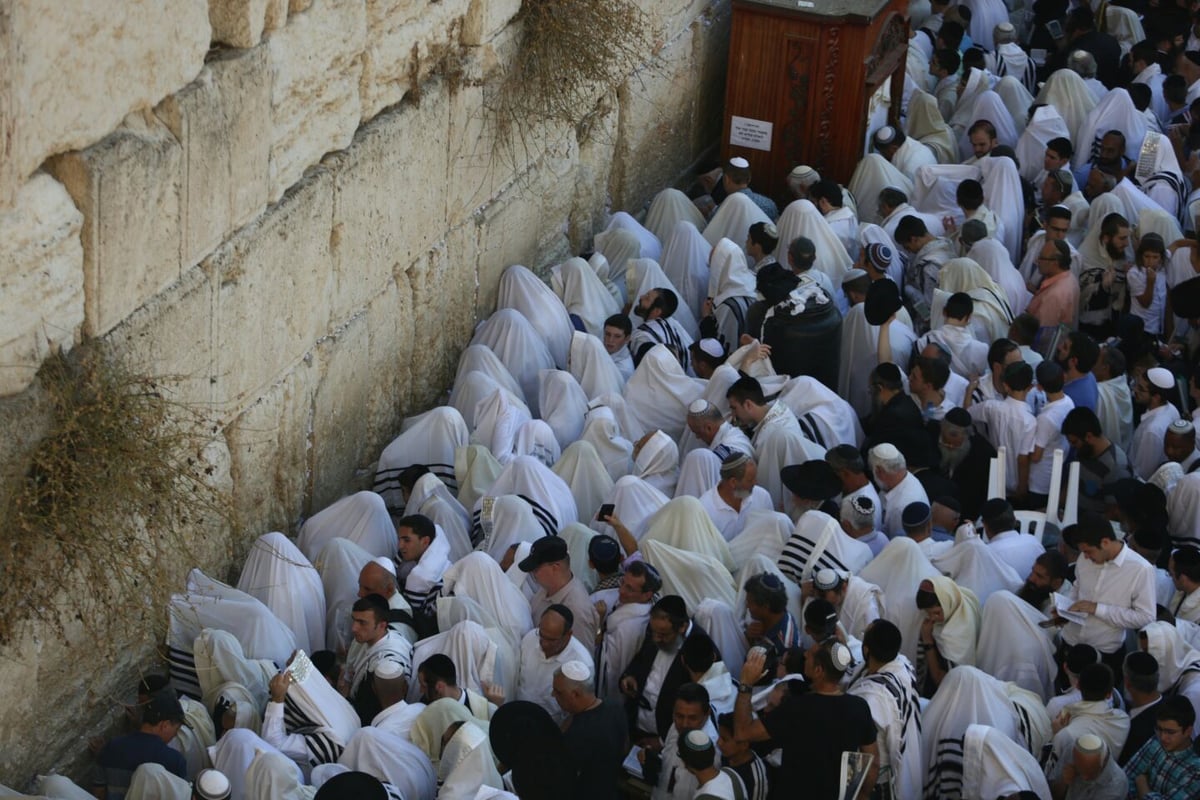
[{"x1": 933, "y1": 407, "x2": 995, "y2": 522}]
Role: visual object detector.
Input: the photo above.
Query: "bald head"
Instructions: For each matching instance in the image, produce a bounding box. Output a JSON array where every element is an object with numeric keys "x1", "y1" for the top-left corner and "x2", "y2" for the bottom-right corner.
[{"x1": 358, "y1": 561, "x2": 397, "y2": 599}]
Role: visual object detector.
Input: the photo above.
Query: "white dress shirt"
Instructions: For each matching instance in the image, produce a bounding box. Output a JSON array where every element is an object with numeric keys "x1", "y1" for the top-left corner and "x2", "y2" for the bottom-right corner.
[
  {"x1": 699, "y1": 485, "x2": 774, "y2": 541},
  {"x1": 1130, "y1": 403, "x2": 1181, "y2": 481},
  {"x1": 882, "y1": 472, "x2": 930, "y2": 539},
  {"x1": 987, "y1": 529, "x2": 1046, "y2": 581},
  {"x1": 1029, "y1": 395, "x2": 1075, "y2": 495},
  {"x1": 1062, "y1": 543, "x2": 1156, "y2": 654},
  {"x1": 969, "y1": 397, "x2": 1036, "y2": 492},
  {"x1": 516, "y1": 627, "x2": 594, "y2": 725}
]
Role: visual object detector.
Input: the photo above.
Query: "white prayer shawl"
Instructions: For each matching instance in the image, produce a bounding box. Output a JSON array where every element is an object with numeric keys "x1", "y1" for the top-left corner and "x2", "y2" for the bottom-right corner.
[
  {"x1": 627, "y1": 258, "x2": 702, "y2": 342},
  {"x1": 634, "y1": 429, "x2": 680, "y2": 497},
  {"x1": 339, "y1": 728, "x2": 437, "y2": 800},
  {"x1": 1133, "y1": 62, "x2": 1170, "y2": 126},
  {"x1": 640, "y1": 538, "x2": 737, "y2": 612},
  {"x1": 455, "y1": 444, "x2": 502, "y2": 514},
  {"x1": 453, "y1": 344, "x2": 527, "y2": 407},
  {"x1": 237, "y1": 532, "x2": 326, "y2": 655},
  {"x1": 1077, "y1": 193, "x2": 1127, "y2": 271},
  {"x1": 346, "y1": 630, "x2": 413, "y2": 697},
  {"x1": 550, "y1": 257, "x2": 621, "y2": 338},
  {"x1": 497, "y1": 265, "x2": 575, "y2": 370},
  {"x1": 976, "y1": 590, "x2": 1058, "y2": 702},
  {"x1": 623, "y1": 344, "x2": 704, "y2": 443},
  {"x1": 774, "y1": 375, "x2": 863, "y2": 449},
  {"x1": 244, "y1": 752, "x2": 316, "y2": 800},
  {"x1": 313, "y1": 537, "x2": 382, "y2": 652},
  {"x1": 592, "y1": 231, "x2": 639, "y2": 304},
  {"x1": 967, "y1": 238, "x2": 1031, "y2": 316},
  {"x1": 751, "y1": 401, "x2": 826, "y2": 512},
  {"x1": 1139, "y1": 207, "x2": 1185, "y2": 248},
  {"x1": 907, "y1": 89, "x2": 959, "y2": 165},
  {"x1": 1175, "y1": 587, "x2": 1200, "y2": 624},
  {"x1": 579, "y1": 407, "x2": 634, "y2": 482},
  {"x1": 728, "y1": 510, "x2": 793, "y2": 571},
  {"x1": 660, "y1": 220, "x2": 713, "y2": 319},
  {"x1": 674, "y1": 447, "x2": 721, "y2": 498},
  {"x1": 452, "y1": 372, "x2": 527, "y2": 434},
  {"x1": 928, "y1": 575, "x2": 982, "y2": 668},
  {"x1": 592, "y1": 474, "x2": 670, "y2": 543},
  {"x1": 891, "y1": 134, "x2": 940, "y2": 178},
  {"x1": 709, "y1": 237, "x2": 757, "y2": 311},
  {"x1": 642, "y1": 496, "x2": 736, "y2": 571},
  {"x1": 696, "y1": 660, "x2": 738, "y2": 716},
  {"x1": 949, "y1": 68, "x2": 993, "y2": 134},
  {"x1": 848, "y1": 657, "x2": 923, "y2": 800},
  {"x1": 210, "y1": 729, "x2": 296, "y2": 800},
  {"x1": 931, "y1": 258, "x2": 1014, "y2": 342},
  {"x1": 172, "y1": 695, "x2": 217, "y2": 780},
  {"x1": 126, "y1": 764, "x2": 191, "y2": 800},
  {"x1": 536, "y1": 369, "x2": 588, "y2": 452},
  {"x1": 408, "y1": 472, "x2": 473, "y2": 562},
  {"x1": 35, "y1": 775, "x2": 104, "y2": 799},
  {"x1": 409, "y1": 620, "x2": 505, "y2": 703},
  {"x1": 912, "y1": 163, "x2": 982, "y2": 222},
  {"x1": 375, "y1": 408, "x2": 469, "y2": 512},
  {"x1": 1044, "y1": 700, "x2": 1131, "y2": 778},
  {"x1": 1017, "y1": 106, "x2": 1072, "y2": 184},
  {"x1": 994, "y1": 43, "x2": 1037, "y2": 93},
  {"x1": 977, "y1": 155, "x2": 1026, "y2": 262},
  {"x1": 169, "y1": 569, "x2": 298, "y2": 678},
  {"x1": 695, "y1": 598, "x2": 749, "y2": 679},
  {"x1": 1035, "y1": 69, "x2": 1098, "y2": 144},
  {"x1": 298, "y1": 491, "x2": 397, "y2": 563},
  {"x1": 995, "y1": 77, "x2": 1034, "y2": 134},
  {"x1": 840, "y1": 575, "x2": 887, "y2": 640},
  {"x1": 558, "y1": 522, "x2": 600, "y2": 593},
  {"x1": 475, "y1": 455, "x2": 577, "y2": 537},
  {"x1": 774, "y1": 199, "x2": 854, "y2": 283},
  {"x1": 1104, "y1": 4, "x2": 1144, "y2": 53},
  {"x1": 1139, "y1": 140, "x2": 1187, "y2": 220},
  {"x1": 703, "y1": 192, "x2": 771, "y2": 256},
  {"x1": 590, "y1": 391, "x2": 645, "y2": 442},
  {"x1": 962, "y1": 724, "x2": 1051, "y2": 800},
  {"x1": 193, "y1": 628, "x2": 275, "y2": 714},
  {"x1": 1143, "y1": 621, "x2": 1200, "y2": 696},
  {"x1": 930, "y1": 537, "x2": 1022, "y2": 606},
  {"x1": 470, "y1": 494, "x2": 543, "y2": 563},
  {"x1": 568, "y1": 331, "x2": 625, "y2": 400},
  {"x1": 605, "y1": 211, "x2": 662, "y2": 263},
  {"x1": 956, "y1": 91, "x2": 1020, "y2": 159},
  {"x1": 404, "y1": 517, "x2": 454, "y2": 602},
  {"x1": 471, "y1": 309, "x2": 557, "y2": 417},
  {"x1": 1072, "y1": 88, "x2": 1147, "y2": 171},
  {"x1": 964, "y1": 0, "x2": 1006, "y2": 49},
  {"x1": 597, "y1": 601, "x2": 651, "y2": 699},
  {"x1": 552, "y1": 440, "x2": 615, "y2": 524},
  {"x1": 838, "y1": 304, "x2": 916, "y2": 419},
  {"x1": 645, "y1": 187, "x2": 708, "y2": 246},
  {"x1": 777, "y1": 509, "x2": 873, "y2": 584},
  {"x1": 848, "y1": 154, "x2": 915, "y2": 225},
  {"x1": 921, "y1": 667, "x2": 1026, "y2": 800}
]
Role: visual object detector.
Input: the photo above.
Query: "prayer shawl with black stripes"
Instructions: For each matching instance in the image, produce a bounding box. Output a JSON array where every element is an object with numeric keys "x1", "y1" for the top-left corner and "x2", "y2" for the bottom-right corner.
[
  {"x1": 849, "y1": 656, "x2": 924, "y2": 800},
  {"x1": 776, "y1": 509, "x2": 873, "y2": 585}
]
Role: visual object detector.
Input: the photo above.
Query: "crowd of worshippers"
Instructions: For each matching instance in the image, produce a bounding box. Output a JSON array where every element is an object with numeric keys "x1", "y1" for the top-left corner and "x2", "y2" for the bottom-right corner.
[{"x1": 52, "y1": 2, "x2": 1200, "y2": 800}]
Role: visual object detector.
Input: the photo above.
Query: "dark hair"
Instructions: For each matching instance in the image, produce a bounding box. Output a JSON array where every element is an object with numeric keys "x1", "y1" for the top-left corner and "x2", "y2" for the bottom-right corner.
[
  {"x1": 1036, "y1": 360, "x2": 1065, "y2": 393},
  {"x1": 747, "y1": 221, "x2": 778, "y2": 254},
  {"x1": 933, "y1": 48, "x2": 961, "y2": 74},
  {"x1": 727, "y1": 376, "x2": 766, "y2": 406},
  {"x1": 398, "y1": 464, "x2": 431, "y2": 493},
  {"x1": 137, "y1": 674, "x2": 170, "y2": 697},
  {"x1": 1009, "y1": 313, "x2": 1039, "y2": 345},
  {"x1": 912, "y1": 355, "x2": 950, "y2": 390},
  {"x1": 1062, "y1": 406, "x2": 1103, "y2": 439},
  {"x1": 944, "y1": 292, "x2": 974, "y2": 321},
  {"x1": 788, "y1": 237, "x2": 816, "y2": 270},
  {"x1": 625, "y1": 561, "x2": 664, "y2": 594},
  {"x1": 986, "y1": 338, "x2": 1019, "y2": 368},
  {"x1": 1100, "y1": 212, "x2": 1129, "y2": 240},
  {"x1": 419, "y1": 653, "x2": 457, "y2": 686},
  {"x1": 879, "y1": 187, "x2": 908, "y2": 210},
  {"x1": 352, "y1": 593, "x2": 391, "y2": 624},
  {"x1": 675, "y1": 682, "x2": 712, "y2": 713},
  {"x1": 1174, "y1": 547, "x2": 1200, "y2": 583},
  {"x1": 961, "y1": 48, "x2": 986, "y2": 73},
  {"x1": 862, "y1": 619, "x2": 902, "y2": 663},
  {"x1": 956, "y1": 179, "x2": 984, "y2": 210},
  {"x1": 1035, "y1": 550, "x2": 1070, "y2": 581},
  {"x1": 648, "y1": 288, "x2": 679, "y2": 318},
  {"x1": 1068, "y1": 511, "x2": 1119, "y2": 548},
  {"x1": 967, "y1": 120, "x2": 997, "y2": 140},
  {"x1": 650, "y1": 595, "x2": 690, "y2": 628},
  {"x1": 1044, "y1": 207, "x2": 1073, "y2": 227},
  {"x1": 1065, "y1": 331, "x2": 1100, "y2": 373},
  {"x1": 604, "y1": 314, "x2": 632, "y2": 336},
  {"x1": 870, "y1": 362, "x2": 905, "y2": 393},
  {"x1": 544, "y1": 603, "x2": 574, "y2": 631},
  {"x1": 1045, "y1": 238, "x2": 1071, "y2": 271},
  {"x1": 810, "y1": 180, "x2": 844, "y2": 207},
  {"x1": 680, "y1": 632, "x2": 718, "y2": 675},
  {"x1": 1157, "y1": 695, "x2": 1197, "y2": 730},
  {"x1": 825, "y1": 443, "x2": 866, "y2": 475},
  {"x1": 894, "y1": 215, "x2": 929, "y2": 245},
  {"x1": 1138, "y1": 235, "x2": 1167, "y2": 259},
  {"x1": 939, "y1": 20, "x2": 965, "y2": 49},
  {"x1": 1124, "y1": 651, "x2": 1160, "y2": 694},
  {"x1": 744, "y1": 572, "x2": 788, "y2": 613},
  {"x1": 1046, "y1": 136, "x2": 1074, "y2": 159},
  {"x1": 1002, "y1": 361, "x2": 1034, "y2": 392},
  {"x1": 1078, "y1": 662, "x2": 1114, "y2": 701},
  {"x1": 1165, "y1": 73, "x2": 1188, "y2": 105},
  {"x1": 398, "y1": 513, "x2": 436, "y2": 541},
  {"x1": 1066, "y1": 6, "x2": 1096, "y2": 33},
  {"x1": 1130, "y1": 41, "x2": 1158, "y2": 68},
  {"x1": 804, "y1": 598, "x2": 840, "y2": 641},
  {"x1": 716, "y1": 712, "x2": 736, "y2": 735},
  {"x1": 1128, "y1": 82, "x2": 1152, "y2": 112}
]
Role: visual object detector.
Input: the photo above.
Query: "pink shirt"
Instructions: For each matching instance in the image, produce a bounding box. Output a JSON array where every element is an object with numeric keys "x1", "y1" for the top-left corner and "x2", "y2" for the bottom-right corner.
[{"x1": 1027, "y1": 269, "x2": 1079, "y2": 328}]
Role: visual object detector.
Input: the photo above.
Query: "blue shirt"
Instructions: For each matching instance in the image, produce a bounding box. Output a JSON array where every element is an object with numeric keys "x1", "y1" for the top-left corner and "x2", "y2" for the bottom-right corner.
[
  {"x1": 1124, "y1": 738, "x2": 1200, "y2": 800},
  {"x1": 95, "y1": 731, "x2": 186, "y2": 799},
  {"x1": 1063, "y1": 373, "x2": 1099, "y2": 413}
]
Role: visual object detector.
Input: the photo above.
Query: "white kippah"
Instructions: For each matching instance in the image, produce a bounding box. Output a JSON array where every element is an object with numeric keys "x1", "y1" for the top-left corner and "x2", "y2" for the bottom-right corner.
[
  {"x1": 1170, "y1": 419, "x2": 1195, "y2": 435},
  {"x1": 1148, "y1": 367, "x2": 1175, "y2": 390},
  {"x1": 790, "y1": 166, "x2": 820, "y2": 186},
  {"x1": 372, "y1": 556, "x2": 397, "y2": 576},
  {"x1": 1075, "y1": 733, "x2": 1105, "y2": 755},
  {"x1": 697, "y1": 338, "x2": 724, "y2": 359},
  {"x1": 762, "y1": 222, "x2": 778, "y2": 238},
  {"x1": 871, "y1": 443, "x2": 901, "y2": 461},
  {"x1": 375, "y1": 660, "x2": 406, "y2": 680},
  {"x1": 830, "y1": 642, "x2": 854, "y2": 671},
  {"x1": 730, "y1": 156, "x2": 750, "y2": 169},
  {"x1": 874, "y1": 126, "x2": 897, "y2": 144},
  {"x1": 688, "y1": 399, "x2": 711, "y2": 415},
  {"x1": 562, "y1": 660, "x2": 591, "y2": 681},
  {"x1": 996, "y1": 21, "x2": 1015, "y2": 32},
  {"x1": 814, "y1": 568, "x2": 843, "y2": 591},
  {"x1": 195, "y1": 769, "x2": 232, "y2": 800},
  {"x1": 842, "y1": 268, "x2": 868, "y2": 284},
  {"x1": 683, "y1": 729, "x2": 714, "y2": 750}
]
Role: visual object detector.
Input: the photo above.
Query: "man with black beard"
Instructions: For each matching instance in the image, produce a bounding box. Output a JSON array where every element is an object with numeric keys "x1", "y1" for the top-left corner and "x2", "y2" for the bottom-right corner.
[
  {"x1": 629, "y1": 288, "x2": 692, "y2": 370},
  {"x1": 1017, "y1": 550, "x2": 1071, "y2": 613},
  {"x1": 1061, "y1": 406, "x2": 1133, "y2": 514},
  {"x1": 928, "y1": 407, "x2": 995, "y2": 522},
  {"x1": 1078, "y1": 212, "x2": 1132, "y2": 339}
]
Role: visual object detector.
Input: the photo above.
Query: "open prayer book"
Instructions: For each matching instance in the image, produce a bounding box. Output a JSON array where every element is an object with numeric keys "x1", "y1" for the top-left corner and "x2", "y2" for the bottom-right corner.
[
  {"x1": 622, "y1": 746, "x2": 645, "y2": 780},
  {"x1": 839, "y1": 751, "x2": 875, "y2": 800},
  {"x1": 1052, "y1": 593, "x2": 1089, "y2": 626}
]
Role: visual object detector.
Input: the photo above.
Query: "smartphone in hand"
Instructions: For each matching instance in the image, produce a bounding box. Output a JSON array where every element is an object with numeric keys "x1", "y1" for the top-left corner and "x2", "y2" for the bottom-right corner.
[{"x1": 597, "y1": 503, "x2": 615, "y2": 521}]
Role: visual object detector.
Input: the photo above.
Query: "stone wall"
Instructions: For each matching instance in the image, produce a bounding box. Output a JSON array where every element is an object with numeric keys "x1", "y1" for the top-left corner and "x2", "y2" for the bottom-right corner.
[{"x1": 0, "y1": 0, "x2": 730, "y2": 784}]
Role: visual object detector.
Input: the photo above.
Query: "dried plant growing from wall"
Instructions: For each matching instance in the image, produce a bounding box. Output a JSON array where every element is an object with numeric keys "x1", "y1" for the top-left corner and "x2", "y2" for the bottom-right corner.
[
  {"x1": 1, "y1": 348, "x2": 230, "y2": 658},
  {"x1": 489, "y1": 0, "x2": 659, "y2": 160}
]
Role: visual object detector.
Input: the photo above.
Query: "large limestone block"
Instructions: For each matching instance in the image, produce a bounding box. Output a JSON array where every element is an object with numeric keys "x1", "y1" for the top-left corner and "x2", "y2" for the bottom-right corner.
[
  {"x1": 226, "y1": 357, "x2": 318, "y2": 536},
  {"x1": 360, "y1": 0, "x2": 471, "y2": 122},
  {"x1": 410, "y1": 229, "x2": 480, "y2": 390},
  {"x1": 690, "y1": 4, "x2": 732, "y2": 159},
  {"x1": 1, "y1": 0, "x2": 210, "y2": 209},
  {"x1": 208, "y1": 0, "x2": 289, "y2": 47},
  {"x1": 609, "y1": 26, "x2": 699, "y2": 210},
  {"x1": 210, "y1": 169, "x2": 335, "y2": 420},
  {"x1": 649, "y1": 0, "x2": 721, "y2": 44},
  {"x1": 268, "y1": 0, "x2": 367, "y2": 202},
  {"x1": 363, "y1": 277, "x2": 418, "y2": 447},
  {"x1": 157, "y1": 46, "x2": 272, "y2": 270},
  {"x1": 0, "y1": 174, "x2": 84, "y2": 397},
  {"x1": 310, "y1": 315, "x2": 372, "y2": 510},
  {"x1": 569, "y1": 94, "x2": 620, "y2": 250},
  {"x1": 328, "y1": 81, "x2": 451, "y2": 320},
  {"x1": 48, "y1": 113, "x2": 184, "y2": 338},
  {"x1": 462, "y1": 0, "x2": 522, "y2": 45}
]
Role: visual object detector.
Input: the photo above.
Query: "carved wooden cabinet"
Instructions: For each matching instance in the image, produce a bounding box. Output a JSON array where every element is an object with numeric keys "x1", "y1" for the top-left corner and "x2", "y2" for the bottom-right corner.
[{"x1": 722, "y1": 0, "x2": 910, "y2": 204}]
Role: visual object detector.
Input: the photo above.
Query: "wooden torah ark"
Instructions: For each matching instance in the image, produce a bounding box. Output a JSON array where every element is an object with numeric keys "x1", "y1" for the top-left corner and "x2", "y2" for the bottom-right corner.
[{"x1": 722, "y1": 0, "x2": 911, "y2": 203}]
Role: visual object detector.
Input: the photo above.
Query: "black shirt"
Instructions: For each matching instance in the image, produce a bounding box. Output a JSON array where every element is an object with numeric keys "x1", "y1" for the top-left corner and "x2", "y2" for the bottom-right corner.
[
  {"x1": 760, "y1": 692, "x2": 876, "y2": 800},
  {"x1": 563, "y1": 698, "x2": 629, "y2": 800}
]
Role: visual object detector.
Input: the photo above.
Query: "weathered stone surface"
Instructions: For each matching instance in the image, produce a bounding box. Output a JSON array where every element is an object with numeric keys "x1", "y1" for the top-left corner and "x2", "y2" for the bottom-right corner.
[
  {"x1": 157, "y1": 46, "x2": 272, "y2": 270},
  {"x1": 328, "y1": 81, "x2": 451, "y2": 321},
  {"x1": 310, "y1": 314, "x2": 372, "y2": 510},
  {"x1": 690, "y1": 4, "x2": 732, "y2": 160},
  {"x1": 569, "y1": 94, "x2": 620, "y2": 250},
  {"x1": 0, "y1": 174, "x2": 84, "y2": 397},
  {"x1": 267, "y1": 0, "x2": 367, "y2": 202},
  {"x1": 211, "y1": 169, "x2": 335, "y2": 420},
  {"x1": 610, "y1": 26, "x2": 699, "y2": 211},
  {"x1": 462, "y1": 0, "x2": 522, "y2": 45},
  {"x1": 1, "y1": 0, "x2": 210, "y2": 209},
  {"x1": 208, "y1": 0, "x2": 288, "y2": 48},
  {"x1": 359, "y1": 0, "x2": 470, "y2": 122},
  {"x1": 362, "y1": 276, "x2": 418, "y2": 450},
  {"x1": 47, "y1": 113, "x2": 184, "y2": 338}
]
